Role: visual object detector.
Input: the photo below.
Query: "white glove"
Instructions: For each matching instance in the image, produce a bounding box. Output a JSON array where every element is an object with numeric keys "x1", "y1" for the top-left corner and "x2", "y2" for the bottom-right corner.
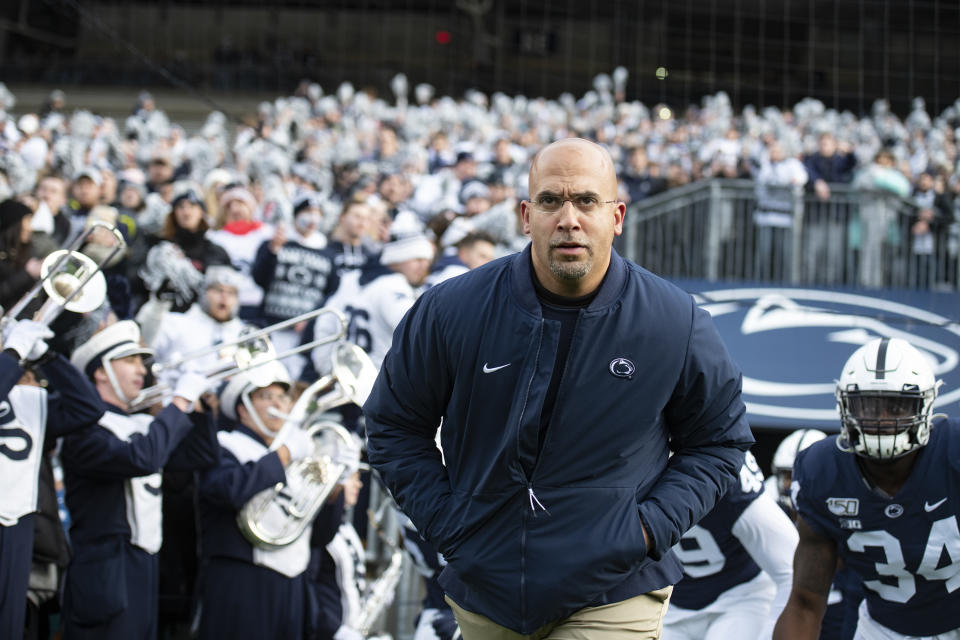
[
  {"x1": 333, "y1": 626, "x2": 365, "y2": 640},
  {"x1": 332, "y1": 435, "x2": 362, "y2": 483},
  {"x1": 283, "y1": 428, "x2": 314, "y2": 462},
  {"x1": 3, "y1": 320, "x2": 53, "y2": 362},
  {"x1": 173, "y1": 370, "x2": 210, "y2": 404}
]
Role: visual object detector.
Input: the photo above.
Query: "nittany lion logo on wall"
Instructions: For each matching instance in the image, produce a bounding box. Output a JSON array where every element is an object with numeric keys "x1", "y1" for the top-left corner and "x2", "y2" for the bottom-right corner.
[{"x1": 687, "y1": 286, "x2": 960, "y2": 430}]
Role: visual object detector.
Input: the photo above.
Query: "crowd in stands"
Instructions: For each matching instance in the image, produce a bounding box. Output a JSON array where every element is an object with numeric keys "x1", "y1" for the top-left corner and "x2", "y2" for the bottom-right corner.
[{"x1": 1, "y1": 79, "x2": 959, "y2": 307}]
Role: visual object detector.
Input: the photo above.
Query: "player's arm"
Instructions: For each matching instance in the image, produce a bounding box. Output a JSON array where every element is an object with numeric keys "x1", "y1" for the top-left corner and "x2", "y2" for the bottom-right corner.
[
  {"x1": 772, "y1": 515, "x2": 837, "y2": 640},
  {"x1": 733, "y1": 491, "x2": 799, "y2": 632}
]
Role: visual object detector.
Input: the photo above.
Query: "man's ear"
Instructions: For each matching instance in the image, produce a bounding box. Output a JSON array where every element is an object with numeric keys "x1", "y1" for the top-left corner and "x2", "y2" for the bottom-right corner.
[
  {"x1": 613, "y1": 202, "x2": 626, "y2": 236},
  {"x1": 520, "y1": 200, "x2": 532, "y2": 234},
  {"x1": 92, "y1": 366, "x2": 108, "y2": 386}
]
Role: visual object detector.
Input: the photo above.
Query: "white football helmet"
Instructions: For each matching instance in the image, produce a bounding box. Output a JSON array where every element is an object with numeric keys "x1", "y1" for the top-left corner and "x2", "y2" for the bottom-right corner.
[
  {"x1": 835, "y1": 337, "x2": 941, "y2": 460},
  {"x1": 771, "y1": 429, "x2": 827, "y2": 512}
]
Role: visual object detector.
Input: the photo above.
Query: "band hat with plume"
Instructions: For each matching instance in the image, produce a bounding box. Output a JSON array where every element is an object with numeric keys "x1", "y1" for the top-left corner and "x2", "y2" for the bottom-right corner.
[
  {"x1": 70, "y1": 320, "x2": 153, "y2": 379},
  {"x1": 380, "y1": 233, "x2": 435, "y2": 266}
]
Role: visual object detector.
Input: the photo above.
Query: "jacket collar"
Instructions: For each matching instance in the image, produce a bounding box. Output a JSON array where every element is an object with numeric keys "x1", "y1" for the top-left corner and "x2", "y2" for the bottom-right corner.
[{"x1": 510, "y1": 244, "x2": 626, "y2": 315}]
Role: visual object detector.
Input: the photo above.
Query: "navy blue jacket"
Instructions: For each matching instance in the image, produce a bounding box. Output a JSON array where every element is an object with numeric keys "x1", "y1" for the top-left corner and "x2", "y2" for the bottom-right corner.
[{"x1": 365, "y1": 246, "x2": 754, "y2": 633}]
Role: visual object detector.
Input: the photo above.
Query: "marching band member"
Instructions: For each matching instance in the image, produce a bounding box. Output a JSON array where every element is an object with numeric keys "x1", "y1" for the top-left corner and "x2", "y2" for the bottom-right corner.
[
  {"x1": 60, "y1": 320, "x2": 219, "y2": 639},
  {"x1": 311, "y1": 434, "x2": 367, "y2": 640},
  {"x1": 197, "y1": 362, "x2": 336, "y2": 639},
  {"x1": 147, "y1": 264, "x2": 246, "y2": 638},
  {"x1": 0, "y1": 319, "x2": 105, "y2": 638}
]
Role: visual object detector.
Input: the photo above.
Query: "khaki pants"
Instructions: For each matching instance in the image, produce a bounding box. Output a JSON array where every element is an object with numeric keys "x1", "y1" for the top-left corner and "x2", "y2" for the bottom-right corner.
[{"x1": 447, "y1": 586, "x2": 673, "y2": 640}]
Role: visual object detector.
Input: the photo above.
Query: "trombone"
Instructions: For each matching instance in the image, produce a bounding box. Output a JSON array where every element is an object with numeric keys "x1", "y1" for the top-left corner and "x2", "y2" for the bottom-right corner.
[
  {"x1": 149, "y1": 308, "x2": 333, "y2": 380},
  {"x1": 1, "y1": 221, "x2": 125, "y2": 344},
  {"x1": 127, "y1": 307, "x2": 348, "y2": 412}
]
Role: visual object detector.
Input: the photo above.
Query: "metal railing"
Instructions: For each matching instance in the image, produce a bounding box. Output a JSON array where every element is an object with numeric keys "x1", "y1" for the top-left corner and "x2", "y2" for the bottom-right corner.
[{"x1": 622, "y1": 179, "x2": 958, "y2": 291}]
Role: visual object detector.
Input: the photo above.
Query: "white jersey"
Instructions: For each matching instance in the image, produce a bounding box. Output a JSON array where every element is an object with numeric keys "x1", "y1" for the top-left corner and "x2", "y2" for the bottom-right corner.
[
  {"x1": 97, "y1": 412, "x2": 164, "y2": 553},
  {"x1": 0, "y1": 386, "x2": 48, "y2": 526},
  {"x1": 312, "y1": 271, "x2": 424, "y2": 374},
  {"x1": 151, "y1": 303, "x2": 247, "y2": 391},
  {"x1": 217, "y1": 430, "x2": 312, "y2": 578},
  {"x1": 206, "y1": 225, "x2": 274, "y2": 308}
]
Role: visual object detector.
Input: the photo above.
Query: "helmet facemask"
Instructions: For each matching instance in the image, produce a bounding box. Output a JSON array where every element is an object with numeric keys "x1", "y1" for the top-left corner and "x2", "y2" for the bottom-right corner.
[{"x1": 837, "y1": 384, "x2": 935, "y2": 460}]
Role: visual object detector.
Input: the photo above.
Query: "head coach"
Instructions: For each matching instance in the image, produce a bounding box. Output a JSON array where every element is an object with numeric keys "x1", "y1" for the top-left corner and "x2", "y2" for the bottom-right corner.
[{"x1": 365, "y1": 137, "x2": 754, "y2": 639}]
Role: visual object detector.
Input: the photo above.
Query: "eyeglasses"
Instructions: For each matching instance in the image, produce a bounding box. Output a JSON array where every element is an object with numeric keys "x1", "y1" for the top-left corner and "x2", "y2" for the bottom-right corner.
[
  {"x1": 530, "y1": 194, "x2": 618, "y2": 213},
  {"x1": 250, "y1": 390, "x2": 290, "y2": 404}
]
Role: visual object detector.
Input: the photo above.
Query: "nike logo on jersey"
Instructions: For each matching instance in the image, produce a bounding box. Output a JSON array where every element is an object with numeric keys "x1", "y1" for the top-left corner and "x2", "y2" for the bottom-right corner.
[
  {"x1": 925, "y1": 497, "x2": 948, "y2": 512},
  {"x1": 482, "y1": 362, "x2": 511, "y2": 373},
  {"x1": 144, "y1": 483, "x2": 162, "y2": 496}
]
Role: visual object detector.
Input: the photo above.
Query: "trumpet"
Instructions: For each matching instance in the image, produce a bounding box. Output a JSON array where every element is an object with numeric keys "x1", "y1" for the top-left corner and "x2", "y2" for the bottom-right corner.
[
  {"x1": 1, "y1": 222, "x2": 125, "y2": 345},
  {"x1": 237, "y1": 342, "x2": 377, "y2": 549},
  {"x1": 127, "y1": 307, "x2": 348, "y2": 412}
]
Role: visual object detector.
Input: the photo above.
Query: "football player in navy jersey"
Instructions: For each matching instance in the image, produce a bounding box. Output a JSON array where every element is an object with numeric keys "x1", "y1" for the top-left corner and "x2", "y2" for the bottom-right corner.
[
  {"x1": 0, "y1": 319, "x2": 104, "y2": 638},
  {"x1": 60, "y1": 320, "x2": 220, "y2": 639},
  {"x1": 662, "y1": 451, "x2": 798, "y2": 640},
  {"x1": 775, "y1": 337, "x2": 960, "y2": 640}
]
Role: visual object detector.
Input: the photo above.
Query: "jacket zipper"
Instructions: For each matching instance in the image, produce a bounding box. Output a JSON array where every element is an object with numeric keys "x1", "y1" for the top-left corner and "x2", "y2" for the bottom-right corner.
[{"x1": 516, "y1": 319, "x2": 544, "y2": 631}]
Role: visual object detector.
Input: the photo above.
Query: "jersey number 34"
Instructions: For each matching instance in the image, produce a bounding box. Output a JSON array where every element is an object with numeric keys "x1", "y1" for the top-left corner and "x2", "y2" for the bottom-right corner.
[{"x1": 848, "y1": 516, "x2": 960, "y2": 603}]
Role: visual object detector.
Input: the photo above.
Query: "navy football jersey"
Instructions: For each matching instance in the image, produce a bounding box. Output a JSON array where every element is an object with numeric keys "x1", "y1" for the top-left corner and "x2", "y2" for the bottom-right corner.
[
  {"x1": 794, "y1": 417, "x2": 960, "y2": 636},
  {"x1": 671, "y1": 451, "x2": 766, "y2": 610}
]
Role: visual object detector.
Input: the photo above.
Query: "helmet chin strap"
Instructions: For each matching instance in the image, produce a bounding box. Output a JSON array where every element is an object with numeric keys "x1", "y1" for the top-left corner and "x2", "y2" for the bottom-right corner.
[
  {"x1": 241, "y1": 390, "x2": 280, "y2": 439},
  {"x1": 102, "y1": 353, "x2": 132, "y2": 407}
]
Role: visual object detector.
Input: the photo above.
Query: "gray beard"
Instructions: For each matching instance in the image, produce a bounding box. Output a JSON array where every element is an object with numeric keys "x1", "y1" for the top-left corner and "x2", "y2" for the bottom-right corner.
[{"x1": 549, "y1": 256, "x2": 592, "y2": 281}]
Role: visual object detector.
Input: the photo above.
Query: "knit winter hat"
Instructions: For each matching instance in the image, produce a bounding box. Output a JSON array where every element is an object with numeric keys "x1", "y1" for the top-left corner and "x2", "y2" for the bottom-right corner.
[{"x1": 0, "y1": 199, "x2": 32, "y2": 234}]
